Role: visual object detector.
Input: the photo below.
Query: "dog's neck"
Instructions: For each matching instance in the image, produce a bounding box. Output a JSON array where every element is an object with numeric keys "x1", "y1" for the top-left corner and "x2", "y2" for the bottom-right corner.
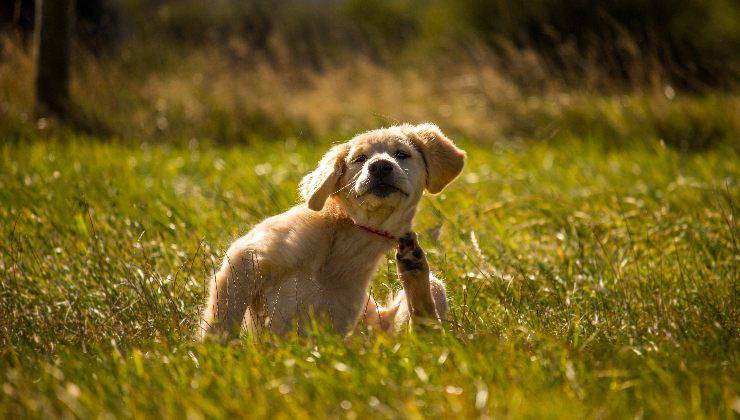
[
  {"x1": 354, "y1": 223, "x2": 397, "y2": 241},
  {"x1": 322, "y1": 198, "x2": 415, "y2": 240}
]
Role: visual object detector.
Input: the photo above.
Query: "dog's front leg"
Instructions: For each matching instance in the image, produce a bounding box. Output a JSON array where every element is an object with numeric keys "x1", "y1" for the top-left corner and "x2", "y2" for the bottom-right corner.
[{"x1": 394, "y1": 232, "x2": 448, "y2": 329}]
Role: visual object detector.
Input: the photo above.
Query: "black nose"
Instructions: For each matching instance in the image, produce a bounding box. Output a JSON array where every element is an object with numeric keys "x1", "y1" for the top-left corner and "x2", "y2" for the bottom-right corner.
[{"x1": 369, "y1": 159, "x2": 394, "y2": 177}]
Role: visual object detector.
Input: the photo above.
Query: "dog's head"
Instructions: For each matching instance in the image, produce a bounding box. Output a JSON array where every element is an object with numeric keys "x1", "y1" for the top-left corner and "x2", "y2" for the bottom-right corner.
[{"x1": 299, "y1": 123, "x2": 465, "y2": 231}]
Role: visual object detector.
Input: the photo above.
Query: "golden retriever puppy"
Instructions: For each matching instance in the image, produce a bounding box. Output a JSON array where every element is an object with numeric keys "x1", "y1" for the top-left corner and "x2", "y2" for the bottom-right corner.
[{"x1": 199, "y1": 123, "x2": 465, "y2": 339}]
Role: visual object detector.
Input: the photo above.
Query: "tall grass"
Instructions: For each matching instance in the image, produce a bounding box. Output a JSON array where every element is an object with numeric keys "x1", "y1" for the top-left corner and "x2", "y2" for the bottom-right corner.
[
  {"x1": 0, "y1": 137, "x2": 737, "y2": 417},
  {"x1": 1, "y1": 34, "x2": 738, "y2": 149}
]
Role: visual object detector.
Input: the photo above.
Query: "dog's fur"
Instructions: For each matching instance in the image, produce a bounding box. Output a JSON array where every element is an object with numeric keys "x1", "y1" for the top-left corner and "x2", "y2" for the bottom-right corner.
[{"x1": 199, "y1": 123, "x2": 465, "y2": 339}]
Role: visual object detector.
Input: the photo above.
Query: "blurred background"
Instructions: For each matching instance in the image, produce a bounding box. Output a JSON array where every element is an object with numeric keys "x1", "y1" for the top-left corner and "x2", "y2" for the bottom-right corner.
[{"x1": 1, "y1": 0, "x2": 738, "y2": 149}]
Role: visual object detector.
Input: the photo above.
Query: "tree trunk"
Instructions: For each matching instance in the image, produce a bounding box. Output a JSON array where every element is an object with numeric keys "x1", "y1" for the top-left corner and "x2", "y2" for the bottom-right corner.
[{"x1": 35, "y1": 0, "x2": 74, "y2": 117}]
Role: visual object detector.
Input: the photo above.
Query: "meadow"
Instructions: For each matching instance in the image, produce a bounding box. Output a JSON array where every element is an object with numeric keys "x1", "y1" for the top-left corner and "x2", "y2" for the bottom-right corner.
[
  {"x1": 1, "y1": 132, "x2": 737, "y2": 417},
  {"x1": 1, "y1": 1, "x2": 739, "y2": 415}
]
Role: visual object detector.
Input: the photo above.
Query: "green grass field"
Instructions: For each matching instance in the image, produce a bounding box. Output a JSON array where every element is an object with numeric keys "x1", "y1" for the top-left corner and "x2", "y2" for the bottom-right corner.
[{"x1": 1, "y1": 135, "x2": 737, "y2": 418}]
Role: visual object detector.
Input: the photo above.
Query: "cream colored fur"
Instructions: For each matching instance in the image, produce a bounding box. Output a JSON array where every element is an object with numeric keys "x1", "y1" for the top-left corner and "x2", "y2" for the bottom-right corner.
[{"x1": 199, "y1": 123, "x2": 465, "y2": 339}]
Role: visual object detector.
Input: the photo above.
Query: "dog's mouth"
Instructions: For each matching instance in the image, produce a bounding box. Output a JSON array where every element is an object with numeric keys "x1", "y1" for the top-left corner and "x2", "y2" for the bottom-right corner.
[
  {"x1": 369, "y1": 183, "x2": 399, "y2": 197},
  {"x1": 366, "y1": 181, "x2": 407, "y2": 198}
]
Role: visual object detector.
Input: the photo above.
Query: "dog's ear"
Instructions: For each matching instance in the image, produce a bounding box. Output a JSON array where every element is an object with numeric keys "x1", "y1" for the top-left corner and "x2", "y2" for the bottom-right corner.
[
  {"x1": 299, "y1": 143, "x2": 348, "y2": 211},
  {"x1": 406, "y1": 123, "x2": 466, "y2": 194}
]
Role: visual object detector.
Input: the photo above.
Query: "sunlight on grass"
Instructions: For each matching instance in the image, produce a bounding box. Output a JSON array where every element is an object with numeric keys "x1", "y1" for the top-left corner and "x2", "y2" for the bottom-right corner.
[{"x1": 1, "y1": 137, "x2": 737, "y2": 417}]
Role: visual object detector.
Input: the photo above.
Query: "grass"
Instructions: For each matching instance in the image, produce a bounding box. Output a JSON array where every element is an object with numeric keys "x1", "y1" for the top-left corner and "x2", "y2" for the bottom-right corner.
[
  {"x1": 3, "y1": 35, "x2": 738, "y2": 149},
  {"x1": 1, "y1": 3, "x2": 737, "y2": 415},
  {"x1": 0, "y1": 133, "x2": 737, "y2": 418}
]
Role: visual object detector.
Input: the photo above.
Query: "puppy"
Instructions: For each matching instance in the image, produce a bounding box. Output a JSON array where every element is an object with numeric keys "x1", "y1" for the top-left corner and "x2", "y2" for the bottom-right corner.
[{"x1": 199, "y1": 123, "x2": 465, "y2": 339}]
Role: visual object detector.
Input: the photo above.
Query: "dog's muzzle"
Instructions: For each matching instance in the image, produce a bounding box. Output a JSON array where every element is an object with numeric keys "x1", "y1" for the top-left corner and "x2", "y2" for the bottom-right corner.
[{"x1": 366, "y1": 159, "x2": 404, "y2": 197}]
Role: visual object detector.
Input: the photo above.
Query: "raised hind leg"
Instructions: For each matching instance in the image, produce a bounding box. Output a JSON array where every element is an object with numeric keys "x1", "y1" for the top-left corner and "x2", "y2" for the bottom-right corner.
[{"x1": 384, "y1": 232, "x2": 448, "y2": 332}]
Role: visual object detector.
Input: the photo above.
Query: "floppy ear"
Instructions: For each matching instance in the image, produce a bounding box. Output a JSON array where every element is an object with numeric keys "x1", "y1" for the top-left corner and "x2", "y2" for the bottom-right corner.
[
  {"x1": 406, "y1": 123, "x2": 466, "y2": 194},
  {"x1": 299, "y1": 143, "x2": 348, "y2": 211}
]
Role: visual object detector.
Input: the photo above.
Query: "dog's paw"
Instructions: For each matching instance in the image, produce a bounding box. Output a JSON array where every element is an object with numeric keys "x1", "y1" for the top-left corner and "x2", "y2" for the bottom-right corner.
[{"x1": 396, "y1": 232, "x2": 428, "y2": 272}]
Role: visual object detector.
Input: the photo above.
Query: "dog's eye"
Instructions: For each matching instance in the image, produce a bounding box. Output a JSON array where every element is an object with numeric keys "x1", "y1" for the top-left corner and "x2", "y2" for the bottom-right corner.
[
  {"x1": 353, "y1": 154, "x2": 367, "y2": 164},
  {"x1": 394, "y1": 150, "x2": 411, "y2": 160}
]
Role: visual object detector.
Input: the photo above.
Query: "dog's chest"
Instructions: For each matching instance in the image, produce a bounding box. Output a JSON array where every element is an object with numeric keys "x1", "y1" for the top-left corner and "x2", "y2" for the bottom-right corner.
[{"x1": 262, "y1": 233, "x2": 392, "y2": 334}]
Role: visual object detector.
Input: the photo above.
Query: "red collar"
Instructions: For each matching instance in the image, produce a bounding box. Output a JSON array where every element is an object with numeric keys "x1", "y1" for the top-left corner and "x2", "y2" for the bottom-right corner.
[{"x1": 354, "y1": 223, "x2": 397, "y2": 241}]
